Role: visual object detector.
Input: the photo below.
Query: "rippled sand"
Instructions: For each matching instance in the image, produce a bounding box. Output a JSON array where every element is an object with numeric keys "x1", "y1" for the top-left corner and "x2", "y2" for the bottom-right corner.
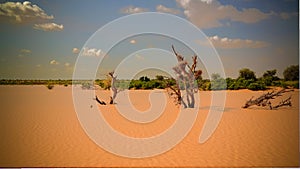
[{"x1": 0, "y1": 85, "x2": 298, "y2": 167}]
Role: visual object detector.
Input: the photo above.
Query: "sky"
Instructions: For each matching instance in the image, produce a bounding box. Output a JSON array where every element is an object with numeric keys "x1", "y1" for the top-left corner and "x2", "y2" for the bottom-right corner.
[{"x1": 0, "y1": 0, "x2": 298, "y2": 79}]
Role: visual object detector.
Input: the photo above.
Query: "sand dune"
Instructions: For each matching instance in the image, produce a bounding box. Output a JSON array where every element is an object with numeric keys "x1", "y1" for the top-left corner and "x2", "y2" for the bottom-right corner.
[{"x1": 0, "y1": 85, "x2": 298, "y2": 167}]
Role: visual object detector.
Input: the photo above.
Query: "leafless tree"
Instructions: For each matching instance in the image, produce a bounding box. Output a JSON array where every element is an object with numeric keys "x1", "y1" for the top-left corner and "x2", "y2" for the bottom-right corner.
[
  {"x1": 95, "y1": 71, "x2": 118, "y2": 105},
  {"x1": 108, "y1": 71, "x2": 118, "y2": 104},
  {"x1": 166, "y1": 45, "x2": 202, "y2": 108}
]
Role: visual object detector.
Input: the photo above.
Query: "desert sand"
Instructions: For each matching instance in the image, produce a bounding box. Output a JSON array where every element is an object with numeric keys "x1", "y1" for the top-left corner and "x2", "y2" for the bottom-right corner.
[{"x1": 0, "y1": 85, "x2": 298, "y2": 167}]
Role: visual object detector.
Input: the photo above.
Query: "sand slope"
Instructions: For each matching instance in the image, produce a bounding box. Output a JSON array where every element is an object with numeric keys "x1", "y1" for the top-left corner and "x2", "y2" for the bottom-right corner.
[{"x1": 0, "y1": 85, "x2": 298, "y2": 167}]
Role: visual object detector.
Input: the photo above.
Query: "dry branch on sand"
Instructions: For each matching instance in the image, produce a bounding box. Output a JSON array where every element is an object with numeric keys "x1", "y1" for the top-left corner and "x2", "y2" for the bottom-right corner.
[{"x1": 242, "y1": 88, "x2": 293, "y2": 109}]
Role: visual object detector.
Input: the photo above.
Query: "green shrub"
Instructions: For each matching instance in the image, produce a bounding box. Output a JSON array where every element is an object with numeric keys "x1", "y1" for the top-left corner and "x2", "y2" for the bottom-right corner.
[
  {"x1": 283, "y1": 65, "x2": 299, "y2": 81},
  {"x1": 239, "y1": 68, "x2": 256, "y2": 80},
  {"x1": 284, "y1": 81, "x2": 299, "y2": 89},
  {"x1": 198, "y1": 79, "x2": 210, "y2": 91},
  {"x1": 247, "y1": 82, "x2": 266, "y2": 91},
  {"x1": 211, "y1": 78, "x2": 226, "y2": 90}
]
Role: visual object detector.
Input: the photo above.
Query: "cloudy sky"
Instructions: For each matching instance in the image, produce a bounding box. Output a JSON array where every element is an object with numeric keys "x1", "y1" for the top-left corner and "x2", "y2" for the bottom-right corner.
[{"x1": 0, "y1": 0, "x2": 298, "y2": 79}]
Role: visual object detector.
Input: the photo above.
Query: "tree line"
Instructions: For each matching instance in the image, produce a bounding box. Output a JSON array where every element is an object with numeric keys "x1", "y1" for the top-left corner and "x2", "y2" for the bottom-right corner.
[
  {"x1": 96, "y1": 64, "x2": 299, "y2": 91},
  {"x1": 0, "y1": 64, "x2": 298, "y2": 91}
]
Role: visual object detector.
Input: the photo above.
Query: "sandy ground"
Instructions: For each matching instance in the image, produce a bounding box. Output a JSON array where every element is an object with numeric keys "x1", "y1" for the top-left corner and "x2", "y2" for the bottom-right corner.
[{"x1": 0, "y1": 85, "x2": 298, "y2": 167}]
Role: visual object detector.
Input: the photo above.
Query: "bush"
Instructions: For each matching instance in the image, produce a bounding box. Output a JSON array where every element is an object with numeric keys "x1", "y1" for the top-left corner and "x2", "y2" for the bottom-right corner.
[
  {"x1": 81, "y1": 82, "x2": 93, "y2": 90},
  {"x1": 198, "y1": 80, "x2": 211, "y2": 91},
  {"x1": 139, "y1": 76, "x2": 150, "y2": 82},
  {"x1": 247, "y1": 82, "x2": 266, "y2": 91},
  {"x1": 284, "y1": 81, "x2": 299, "y2": 89},
  {"x1": 210, "y1": 73, "x2": 226, "y2": 90},
  {"x1": 156, "y1": 75, "x2": 164, "y2": 81},
  {"x1": 283, "y1": 65, "x2": 299, "y2": 81},
  {"x1": 239, "y1": 68, "x2": 256, "y2": 80}
]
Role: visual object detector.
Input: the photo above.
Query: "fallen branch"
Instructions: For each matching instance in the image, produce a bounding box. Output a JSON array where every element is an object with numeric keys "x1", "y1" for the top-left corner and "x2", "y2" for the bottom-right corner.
[
  {"x1": 95, "y1": 95, "x2": 106, "y2": 105},
  {"x1": 242, "y1": 88, "x2": 293, "y2": 109},
  {"x1": 272, "y1": 96, "x2": 292, "y2": 109}
]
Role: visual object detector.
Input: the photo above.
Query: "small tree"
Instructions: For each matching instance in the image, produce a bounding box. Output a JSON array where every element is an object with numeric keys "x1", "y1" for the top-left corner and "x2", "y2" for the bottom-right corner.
[
  {"x1": 156, "y1": 75, "x2": 164, "y2": 81},
  {"x1": 283, "y1": 65, "x2": 299, "y2": 81},
  {"x1": 167, "y1": 45, "x2": 202, "y2": 108},
  {"x1": 262, "y1": 69, "x2": 279, "y2": 86},
  {"x1": 263, "y1": 69, "x2": 277, "y2": 79},
  {"x1": 239, "y1": 68, "x2": 256, "y2": 80},
  {"x1": 108, "y1": 71, "x2": 118, "y2": 104},
  {"x1": 139, "y1": 76, "x2": 150, "y2": 82}
]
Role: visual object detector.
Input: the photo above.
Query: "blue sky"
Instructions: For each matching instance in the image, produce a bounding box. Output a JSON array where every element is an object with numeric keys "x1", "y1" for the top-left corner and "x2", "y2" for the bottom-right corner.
[{"x1": 0, "y1": 0, "x2": 298, "y2": 79}]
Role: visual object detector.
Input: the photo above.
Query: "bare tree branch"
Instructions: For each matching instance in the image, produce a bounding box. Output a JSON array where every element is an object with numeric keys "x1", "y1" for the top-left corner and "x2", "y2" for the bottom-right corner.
[
  {"x1": 242, "y1": 88, "x2": 293, "y2": 109},
  {"x1": 272, "y1": 96, "x2": 292, "y2": 109},
  {"x1": 168, "y1": 45, "x2": 202, "y2": 108}
]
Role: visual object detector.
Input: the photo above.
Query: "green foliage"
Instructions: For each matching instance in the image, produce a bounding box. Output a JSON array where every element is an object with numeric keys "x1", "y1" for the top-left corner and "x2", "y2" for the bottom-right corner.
[
  {"x1": 0, "y1": 65, "x2": 298, "y2": 92},
  {"x1": 129, "y1": 78, "x2": 166, "y2": 90},
  {"x1": 239, "y1": 68, "x2": 256, "y2": 80},
  {"x1": 0, "y1": 79, "x2": 73, "y2": 85},
  {"x1": 261, "y1": 69, "x2": 279, "y2": 86},
  {"x1": 139, "y1": 76, "x2": 150, "y2": 82},
  {"x1": 226, "y1": 78, "x2": 235, "y2": 90},
  {"x1": 155, "y1": 75, "x2": 164, "y2": 81},
  {"x1": 81, "y1": 82, "x2": 93, "y2": 89},
  {"x1": 284, "y1": 81, "x2": 299, "y2": 89},
  {"x1": 210, "y1": 73, "x2": 226, "y2": 90},
  {"x1": 115, "y1": 80, "x2": 131, "y2": 90},
  {"x1": 247, "y1": 82, "x2": 266, "y2": 91},
  {"x1": 283, "y1": 65, "x2": 299, "y2": 81},
  {"x1": 263, "y1": 69, "x2": 277, "y2": 78},
  {"x1": 198, "y1": 79, "x2": 211, "y2": 91}
]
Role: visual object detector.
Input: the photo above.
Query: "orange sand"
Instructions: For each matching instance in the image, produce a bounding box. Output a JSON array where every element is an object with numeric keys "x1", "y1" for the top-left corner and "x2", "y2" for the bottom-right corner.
[{"x1": 0, "y1": 85, "x2": 298, "y2": 167}]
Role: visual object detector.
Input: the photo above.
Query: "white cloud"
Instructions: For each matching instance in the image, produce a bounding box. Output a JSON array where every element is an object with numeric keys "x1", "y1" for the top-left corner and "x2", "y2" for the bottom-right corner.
[
  {"x1": 130, "y1": 39, "x2": 136, "y2": 44},
  {"x1": 50, "y1": 59, "x2": 59, "y2": 65},
  {"x1": 0, "y1": 1, "x2": 53, "y2": 23},
  {"x1": 20, "y1": 49, "x2": 31, "y2": 54},
  {"x1": 82, "y1": 47, "x2": 105, "y2": 57},
  {"x1": 64, "y1": 62, "x2": 70, "y2": 67},
  {"x1": 33, "y1": 22, "x2": 64, "y2": 31},
  {"x1": 156, "y1": 5, "x2": 181, "y2": 15},
  {"x1": 121, "y1": 6, "x2": 148, "y2": 14},
  {"x1": 200, "y1": 0, "x2": 213, "y2": 4},
  {"x1": 207, "y1": 35, "x2": 270, "y2": 49},
  {"x1": 135, "y1": 54, "x2": 144, "y2": 60},
  {"x1": 18, "y1": 49, "x2": 31, "y2": 57},
  {"x1": 176, "y1": 0, "x2": 272, "y2": 28},
  {"x1": 72, "y1": 48, "x2": 79, "y2": 54},
  {"x1": 279, "y1": 12, "x2": 298, "y2": 20}
]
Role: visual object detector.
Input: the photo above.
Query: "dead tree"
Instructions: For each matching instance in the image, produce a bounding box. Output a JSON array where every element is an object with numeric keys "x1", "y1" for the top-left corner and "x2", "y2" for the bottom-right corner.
[
  {"x1": 94, "y1": 71, "x2": 118, "y2": 105},
  {"x1": 108, "y1": 71, "x2": 118, "y2": 104},
  {"x1": 167, "y1": 45, "x2": 202, "y2": 108},
  {"x1": 242, "y1": 88, "x2": 293, "y2": 109}
]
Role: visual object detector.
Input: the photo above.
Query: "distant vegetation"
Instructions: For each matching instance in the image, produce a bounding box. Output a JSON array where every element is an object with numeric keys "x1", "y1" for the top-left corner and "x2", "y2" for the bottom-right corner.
[
  {"x1": 0, "y1": 65, "x2": 298, "y2": 91},
  {"x1": 0, "y1": 79, "x2": 73, "y2": 85}
]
